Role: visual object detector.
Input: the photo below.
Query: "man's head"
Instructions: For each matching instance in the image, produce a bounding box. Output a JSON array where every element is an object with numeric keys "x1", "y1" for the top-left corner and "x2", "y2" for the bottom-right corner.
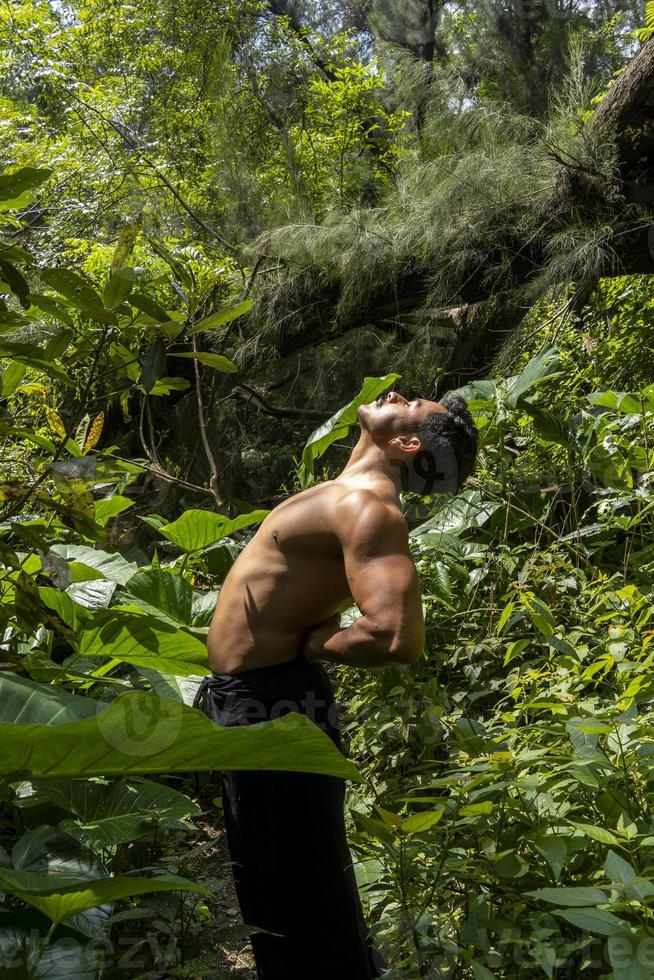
[{"x1": 357, "y1": 389, "x2": 478, "y2": 495}]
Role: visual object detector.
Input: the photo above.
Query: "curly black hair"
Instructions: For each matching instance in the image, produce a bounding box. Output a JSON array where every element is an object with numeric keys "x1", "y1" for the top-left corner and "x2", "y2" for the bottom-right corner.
[{"x1": 413, "y1": 393, "x2": 478, "y2": 493}]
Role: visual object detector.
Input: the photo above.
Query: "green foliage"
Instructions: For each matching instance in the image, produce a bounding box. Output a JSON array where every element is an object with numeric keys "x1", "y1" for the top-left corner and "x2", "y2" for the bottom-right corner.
[
  {"x1": 335, "y1": 352, "x2": 654, "y2": 977},
  {"x1": 2, "y1": 6, "x2": 654, "y2": 976},
  {"x1": 158, "y1": 508, "x2": 269, "y2": 553},
  {"x1": 0, "y1": 868, "x2": 211, "y2": 931},
  {"x1": 0, "y1": 167, "x2": 360, "y2": 976}
]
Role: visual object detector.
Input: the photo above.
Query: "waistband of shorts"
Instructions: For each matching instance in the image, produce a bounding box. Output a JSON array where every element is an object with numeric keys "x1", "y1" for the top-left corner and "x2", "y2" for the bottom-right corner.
[
  {"x1": 211, "y1": 651, "x2": 307, "y2": 682},
  {"x1": 193, "y1": 654, "x2": 332, "y2": 714}
]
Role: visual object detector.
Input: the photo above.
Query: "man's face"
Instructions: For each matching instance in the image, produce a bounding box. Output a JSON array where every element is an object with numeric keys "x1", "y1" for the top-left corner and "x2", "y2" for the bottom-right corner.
[{"x1": 357, "y1": 389, "x2": 446, "y2": 441}]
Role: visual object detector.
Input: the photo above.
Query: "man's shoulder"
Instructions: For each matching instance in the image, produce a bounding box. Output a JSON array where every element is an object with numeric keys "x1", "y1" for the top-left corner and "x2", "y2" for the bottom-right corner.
[{"x1": 334, "y1": 487, "x2": 407, "y2": 538}]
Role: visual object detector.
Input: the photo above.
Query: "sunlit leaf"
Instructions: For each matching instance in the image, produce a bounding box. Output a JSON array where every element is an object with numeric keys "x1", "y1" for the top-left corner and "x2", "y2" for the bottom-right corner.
[
  {"x1": 159, "y1": 508, "x2": 269, "y2": 552},
  {"x1": 170, "y1": 351, "x2": 237, "y2": 372},
  {"x1": 188, "y1": 299, "x2": 253, "y2": 334}
]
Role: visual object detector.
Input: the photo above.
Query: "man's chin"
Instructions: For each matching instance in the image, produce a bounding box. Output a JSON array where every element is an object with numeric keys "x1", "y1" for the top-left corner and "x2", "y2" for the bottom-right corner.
[{"x1": 356, "y1": 403, "x2": 372, "y2": 427}]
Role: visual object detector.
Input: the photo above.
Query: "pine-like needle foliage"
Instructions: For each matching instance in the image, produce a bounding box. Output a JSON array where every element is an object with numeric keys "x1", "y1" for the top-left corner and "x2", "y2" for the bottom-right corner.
[{"x1": 247, "y1": 52, "x2": 642, "y2": 364}]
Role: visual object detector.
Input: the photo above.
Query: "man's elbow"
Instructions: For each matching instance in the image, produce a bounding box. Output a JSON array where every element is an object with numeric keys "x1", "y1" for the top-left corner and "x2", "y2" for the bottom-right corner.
[
  {"x1": 388, "y1": 638, "x2": 423, "y2": 665},
  {"x1": 364, "y1": 617, "x2": 423, "y2": 665}
]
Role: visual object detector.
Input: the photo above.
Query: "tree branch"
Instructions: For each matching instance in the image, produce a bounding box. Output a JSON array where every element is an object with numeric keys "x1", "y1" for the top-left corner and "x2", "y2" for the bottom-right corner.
[
  {"x1": 191, "y1": 334, "x2": 225, "y2": 511},
  {"x1": 231, "y1": 383, "x2": 327, "y2": 420}
]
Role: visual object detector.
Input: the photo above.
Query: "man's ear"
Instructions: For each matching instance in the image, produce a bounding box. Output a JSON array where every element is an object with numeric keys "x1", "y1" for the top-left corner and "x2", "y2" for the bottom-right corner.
[{"x1": 390, "y1": 433, "x2": 422, "y2": 454}]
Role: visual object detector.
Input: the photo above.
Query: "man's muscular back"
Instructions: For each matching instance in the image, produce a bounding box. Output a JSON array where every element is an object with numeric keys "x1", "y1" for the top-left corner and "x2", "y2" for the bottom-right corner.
[{"x1": 207, "y1": 476, "x2": 425, "y2": 674}]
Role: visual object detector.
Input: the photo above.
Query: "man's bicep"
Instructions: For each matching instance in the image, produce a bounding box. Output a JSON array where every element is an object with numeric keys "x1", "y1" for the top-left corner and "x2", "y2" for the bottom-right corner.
[
  {"x1": 341, "y1": 526, "x2": 414, "y2": 613},
  {"x1": 337, "y1": 501, "x2": 424, "y2": 658},
  {"x1": 345, "y1": 548, "x2": 423, "y2": 634}
]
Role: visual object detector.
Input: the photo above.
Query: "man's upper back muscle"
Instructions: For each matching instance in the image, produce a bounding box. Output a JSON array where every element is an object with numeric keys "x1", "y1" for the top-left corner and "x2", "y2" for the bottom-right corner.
[{"x1": 207, "y1": 480, "x2": 423, "y2": 672}]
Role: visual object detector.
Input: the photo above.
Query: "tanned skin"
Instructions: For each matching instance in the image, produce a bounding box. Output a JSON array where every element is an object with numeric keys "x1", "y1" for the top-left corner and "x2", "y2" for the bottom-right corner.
[{"x1": 207, "y1": 390, "x2": 448, "y2": 674}]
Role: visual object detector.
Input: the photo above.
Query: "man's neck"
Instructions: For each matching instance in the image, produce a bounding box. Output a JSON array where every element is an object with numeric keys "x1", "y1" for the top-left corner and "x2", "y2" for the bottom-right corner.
[{"x1": 335, "y1": 429, "x2": 403, "y2": 503}]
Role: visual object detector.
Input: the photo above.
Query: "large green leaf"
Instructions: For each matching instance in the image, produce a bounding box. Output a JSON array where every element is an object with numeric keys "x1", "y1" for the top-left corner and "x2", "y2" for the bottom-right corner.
[
  {"x1": 148, "y1": 375, "x2": 191, "y2": 395},
  {"x1": 0, "y1": 867, "x2": 210, "y2": 928},
  {"x1": 39, "y1": 586, "x2": 93, "y2": 631},
  {"x1": 300, "y1": 373, "x2": 400, "y2": 482},
  {"x1": 39, "y1": 269, "x2": 102, "y2": 311},
  {"x1": 29, "y1": 776, "x2": 198, "y2": 825},
  {"x1": 604, "y1": 849, "x2": 637, "y2": 886},
  {"x1": 552, "y1": 907, "x2": 627, "y2": 936},
  {"x1": 75, "y1": 607, "x2": 209, "y2": 675},
  {"x1": 0, "y1": 361, "x2": 26, "y2": 396},
  {"x1": 130, "y1": 292, "x2": 170, "y2": 322},
  {"x1": 527, "y1": 886, "x2": 609, "y2": 906},
  {"x1": 29, "y1": 292, "x2": 75, "y2": 327},
  {"x1": 411, "y1": 490, "x2": 500, "y2": 541},
  {"x1": 588, "y1": 390, "x2": 645, "y2": 415},
  {"x1": 10, "y1": 826, "x2": 110, "y2": 939},
  {"x1": 568, "y1": 821, "x2": 621, "y2": 845},
  {"x1": 103, "y1": 268, "x2": 136, "y2": 309},
  {"x1": 0, "y1": 690, "x2": 362, "y2": 782},
  {"x1": 0, "y1": 242, "x2": 34, "y2": 265},
  {"x1": 60, "y1": 812, "x2": 162, "y2": 849},
  {"x1": 0, "y1": 259, "x2": 30, "y2": 307},
  {"x1": 123, "y1": 567, "x2": 197, "y2": 624},
  {"x1": 94, "y1": 495, "x2": 134, "y2": 527},
  {"x1": 0, "y1": 674, "x2": 103, "y2": 726},
  {"x1": 521, "y1": 402, "x2": 572, "y2": 446},
  {"x1": 534, "y1": 836, "x2": 567, "y2": 881},
  {"x1": 140, "y1": 336, "x2": 166, "y2": 392},
  {"x1": 448, "y1": 377, "x2": 498, "y2": 409},
  {"x1": 67, "y1": 579, "x2": 116, "y2": 610},
  {"x1": 48, "y1": 544, "x2": 139, "y2": 585},
  {"x1": 123, "y1": 567, "x2": 217, "y2": 629},
  {"x1": 159, "y1": 508, "x2": 269, "y2": 552},
  {"x1": 136, "y1": 668, "x2": 203, "y2": 705},
  {"x1": 504, "y1": 345, "x2": 562, "y2": 407},
  {"x1": 49, "y1": 777, "x2": 198, "y2": 848},
  {"x1": 191, "y1": 586, "x2": 220, "y2": 625}
]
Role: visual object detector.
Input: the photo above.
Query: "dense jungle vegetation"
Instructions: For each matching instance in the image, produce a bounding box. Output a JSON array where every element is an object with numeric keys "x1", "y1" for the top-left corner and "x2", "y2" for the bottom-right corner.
[{"x1": 2, "y1": 0, "x2": 654, "y2": 977}]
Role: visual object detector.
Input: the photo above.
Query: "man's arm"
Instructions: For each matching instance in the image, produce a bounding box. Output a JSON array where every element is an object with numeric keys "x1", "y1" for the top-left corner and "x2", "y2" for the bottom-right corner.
[{"x1": 303, "y1": 491, "x2": 425, "y2": 668}]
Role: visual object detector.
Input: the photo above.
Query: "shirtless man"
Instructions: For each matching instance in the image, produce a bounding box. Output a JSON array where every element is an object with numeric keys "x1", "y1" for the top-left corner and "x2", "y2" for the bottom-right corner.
[
  {"x1": 199, "y1": 387, "x2": 477, "y2": 979},
  {"x1": 208, "y1": 389, "x2": 477, "y2": 675}
]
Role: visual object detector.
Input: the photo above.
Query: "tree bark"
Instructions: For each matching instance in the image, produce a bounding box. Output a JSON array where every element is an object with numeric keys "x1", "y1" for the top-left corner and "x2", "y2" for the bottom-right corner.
[{"x1": 588, "y1": 34, "x2": 654, "y2": 189}]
